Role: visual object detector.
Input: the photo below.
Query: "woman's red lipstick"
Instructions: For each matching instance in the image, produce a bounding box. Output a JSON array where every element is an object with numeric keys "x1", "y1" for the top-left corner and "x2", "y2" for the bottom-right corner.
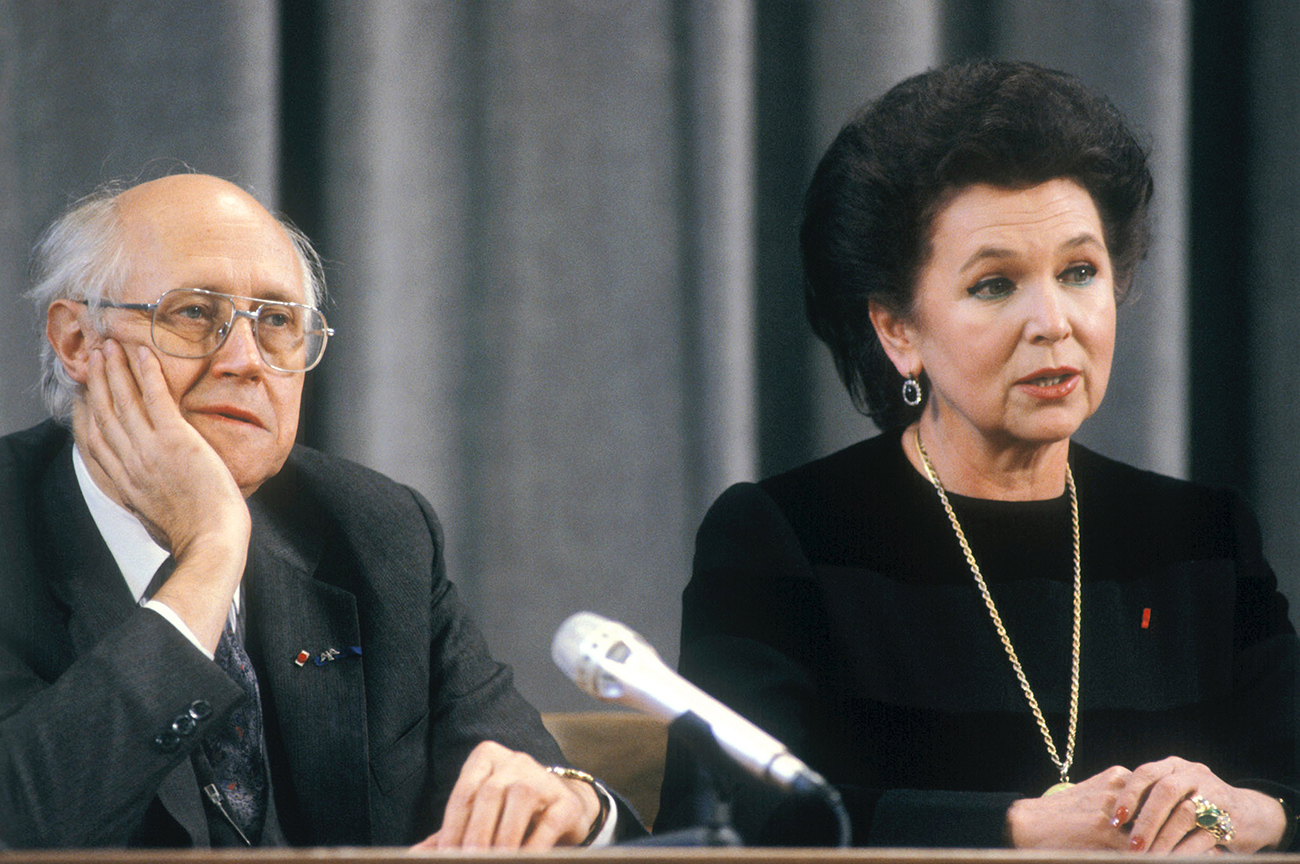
[{"x1": 1015, "y1": 367, "x2": 1080, "y2": 399}]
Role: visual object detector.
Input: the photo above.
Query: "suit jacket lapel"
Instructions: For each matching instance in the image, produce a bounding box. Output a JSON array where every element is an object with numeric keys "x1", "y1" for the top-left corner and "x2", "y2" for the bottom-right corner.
[
  {"x1": 37, "y1": 441, "x2": 210, "y2": 846},
  {"x1": 38, "y1": 443, "x2": 137, "y2": 655},
  {"x1": 246, "y1": 488, "x2": 372, "y2": 845}
]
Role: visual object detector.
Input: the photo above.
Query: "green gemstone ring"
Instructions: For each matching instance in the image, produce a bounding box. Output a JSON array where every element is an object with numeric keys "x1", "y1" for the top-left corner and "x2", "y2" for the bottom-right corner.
[{"x1": 1190, "y1": 794, "x2": 1235, "y2": 844}]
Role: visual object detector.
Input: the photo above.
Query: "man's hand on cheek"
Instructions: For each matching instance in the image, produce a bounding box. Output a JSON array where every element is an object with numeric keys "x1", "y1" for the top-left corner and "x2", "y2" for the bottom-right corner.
[
  {"x1": 73, "y1": 339, "x2": 253, "y2": 650},
  {"x1": 74, "y1": 338, "x2": 250, "y2": 555}
]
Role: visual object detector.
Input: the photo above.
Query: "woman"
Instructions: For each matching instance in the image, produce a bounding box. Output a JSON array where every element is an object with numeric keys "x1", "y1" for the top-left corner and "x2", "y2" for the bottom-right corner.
[{"x1": 655, "y1": 60, "x2": 1299, "y2": 852}]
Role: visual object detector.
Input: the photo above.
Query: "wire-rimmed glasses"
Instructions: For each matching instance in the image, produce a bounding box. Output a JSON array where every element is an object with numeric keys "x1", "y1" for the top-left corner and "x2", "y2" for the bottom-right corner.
[{"x1": 84, "y1": 287, "x2": 334, "y2": 372}]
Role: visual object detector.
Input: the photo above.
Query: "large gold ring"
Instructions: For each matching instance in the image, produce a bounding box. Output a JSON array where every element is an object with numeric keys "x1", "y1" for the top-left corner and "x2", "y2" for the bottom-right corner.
[{"x1": 1190, "y1": 794, "x2": 1235, "y2": 844}]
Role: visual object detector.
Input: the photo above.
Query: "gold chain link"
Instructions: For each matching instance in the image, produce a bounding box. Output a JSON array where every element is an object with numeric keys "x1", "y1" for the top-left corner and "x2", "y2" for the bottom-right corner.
[{"x1": 915, "y1": 428, "x2": 1081, "y2": 785}]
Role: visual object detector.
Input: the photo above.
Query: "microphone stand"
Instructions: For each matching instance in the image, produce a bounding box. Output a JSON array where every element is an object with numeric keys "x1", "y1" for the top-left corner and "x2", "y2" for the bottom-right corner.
[
  {"x1": 627, "y1": 711, "x2": 853, "y2": 848},
  {"x1": 625, "y1": 711, "x2": 742, "y2": 847}
]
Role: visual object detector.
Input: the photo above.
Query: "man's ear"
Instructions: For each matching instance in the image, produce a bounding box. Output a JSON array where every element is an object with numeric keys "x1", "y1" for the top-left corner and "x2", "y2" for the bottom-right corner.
[
  {"x1": 868, "y1": 298, "x2": 920, "y2": 378},
  {"x1": 45, "y1": 299, "x2": 97, "y2": 385}
]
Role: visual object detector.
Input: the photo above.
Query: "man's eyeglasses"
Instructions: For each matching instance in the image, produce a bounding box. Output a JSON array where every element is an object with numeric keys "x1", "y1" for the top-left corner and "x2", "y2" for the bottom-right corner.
[{"x1": 80, "y1": 287, "x2": 334, "y2": 373}]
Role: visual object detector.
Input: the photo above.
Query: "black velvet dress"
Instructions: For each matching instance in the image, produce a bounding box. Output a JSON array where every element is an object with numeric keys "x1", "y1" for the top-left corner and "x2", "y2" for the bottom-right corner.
[{"x1": 655, "y1": 430, "x2": 1300, "y2": 848}]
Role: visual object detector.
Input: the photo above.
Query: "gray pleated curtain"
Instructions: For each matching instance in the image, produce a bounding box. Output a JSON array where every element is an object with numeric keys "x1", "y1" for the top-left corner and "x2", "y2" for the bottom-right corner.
[{"x1": 1, "y1": 0, "x2": 1293, "y2": 710}]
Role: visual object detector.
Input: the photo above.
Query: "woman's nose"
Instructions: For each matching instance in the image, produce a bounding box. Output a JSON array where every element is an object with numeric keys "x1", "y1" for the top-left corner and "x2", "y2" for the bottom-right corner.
[{"x1": 1025, "y1": 283, "x2": 1071, "y2": 343}]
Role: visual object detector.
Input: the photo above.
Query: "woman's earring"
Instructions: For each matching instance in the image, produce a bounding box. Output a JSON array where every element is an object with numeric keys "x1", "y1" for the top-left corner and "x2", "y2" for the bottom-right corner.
[{"x1": 901, "y1": 375, "x2": 923, "y2": 407}]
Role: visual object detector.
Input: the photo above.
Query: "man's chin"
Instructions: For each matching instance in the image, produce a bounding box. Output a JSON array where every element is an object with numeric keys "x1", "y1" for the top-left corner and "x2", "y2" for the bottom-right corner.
[
  {"x1": 196, "y1": 435, "x2": 287, "y2": 497},
  {"x1": 227, "y1": 459, "x2": 286, "y2": 498}
]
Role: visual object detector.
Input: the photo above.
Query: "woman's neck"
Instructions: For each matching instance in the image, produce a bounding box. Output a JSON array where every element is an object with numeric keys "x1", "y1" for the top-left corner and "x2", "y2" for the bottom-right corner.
[{"x1": 902, "y1": 419, "x2": 1071, "y2": 501}]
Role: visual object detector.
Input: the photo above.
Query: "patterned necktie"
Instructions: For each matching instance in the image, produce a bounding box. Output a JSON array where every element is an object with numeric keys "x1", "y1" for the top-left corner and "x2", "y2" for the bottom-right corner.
[
  {"x1": 204, "y1": 616, "x2": 269, "y2": 845},
  {"x1": 144, "y1": 558, "x2": 268, "y2": 844}
]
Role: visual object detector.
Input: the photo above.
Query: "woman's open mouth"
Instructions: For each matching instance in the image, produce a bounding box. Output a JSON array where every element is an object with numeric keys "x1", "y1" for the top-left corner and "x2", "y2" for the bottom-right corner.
[{"x1": 1016, "y1": 368, "x2": 1080, "y2": 398}]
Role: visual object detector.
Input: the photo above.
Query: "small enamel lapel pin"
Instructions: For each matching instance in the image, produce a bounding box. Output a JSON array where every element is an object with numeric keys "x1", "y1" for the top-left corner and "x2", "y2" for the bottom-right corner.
[{"x1": 295, "y1": 646, "x2": 362, "y2": 667}]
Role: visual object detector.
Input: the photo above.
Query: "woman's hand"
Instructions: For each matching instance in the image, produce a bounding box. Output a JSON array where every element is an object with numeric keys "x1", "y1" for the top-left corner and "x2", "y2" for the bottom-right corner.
[
  {"x1": 1007, "y1": 758, "x2": 1288, "y2": 853},
  {"x1": 1006, "y1": 766, "x2": 1136, "y2": 851},
  {"x1": 1113, "y1": 756, "x2": 1286, "y2": 854}
]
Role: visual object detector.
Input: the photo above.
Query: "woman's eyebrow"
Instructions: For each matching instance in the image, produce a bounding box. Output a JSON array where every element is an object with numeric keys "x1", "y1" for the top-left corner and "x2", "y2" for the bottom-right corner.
[{"x1": 958, "y1": 233, "x2": 1104, "y2": 273}]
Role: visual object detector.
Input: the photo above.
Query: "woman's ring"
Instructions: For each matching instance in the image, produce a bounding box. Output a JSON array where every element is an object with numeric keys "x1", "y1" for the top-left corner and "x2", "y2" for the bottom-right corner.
[{"x1": 1190, "y1": 794, "x2": 1235, "y2": 843}]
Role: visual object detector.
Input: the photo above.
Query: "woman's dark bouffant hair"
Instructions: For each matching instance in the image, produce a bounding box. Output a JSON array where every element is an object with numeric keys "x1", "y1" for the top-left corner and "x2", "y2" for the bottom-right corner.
[{"x1": 801, "y1": 59, "x2": 1154, "y2": 430}]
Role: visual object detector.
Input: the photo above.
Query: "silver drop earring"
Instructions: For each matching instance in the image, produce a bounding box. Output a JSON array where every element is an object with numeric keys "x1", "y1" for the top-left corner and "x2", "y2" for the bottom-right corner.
[{"x1": 902, "y1": 375, "x2": 923, "y2": 407}]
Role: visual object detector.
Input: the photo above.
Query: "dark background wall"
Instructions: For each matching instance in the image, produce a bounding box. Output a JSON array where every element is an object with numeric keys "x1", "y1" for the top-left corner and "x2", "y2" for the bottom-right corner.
[{"x1": 1, "y1": 0, "x2": 1293, "y2": 711}]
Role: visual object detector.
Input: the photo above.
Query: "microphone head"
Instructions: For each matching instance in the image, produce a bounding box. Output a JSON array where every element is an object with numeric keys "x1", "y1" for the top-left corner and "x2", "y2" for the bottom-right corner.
[
  {"x1": 552, "y1": 611, "x2": 657, "y2": 702},
  {"x1": 551, "y1": 611, "x2": 607, "y2": 682}
]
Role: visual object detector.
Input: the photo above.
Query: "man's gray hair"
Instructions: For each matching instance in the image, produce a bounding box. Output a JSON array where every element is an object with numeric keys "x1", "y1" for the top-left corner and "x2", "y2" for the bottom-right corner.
[{"x1": 28, "y1": 181, "x2": 327, "y2": 420}]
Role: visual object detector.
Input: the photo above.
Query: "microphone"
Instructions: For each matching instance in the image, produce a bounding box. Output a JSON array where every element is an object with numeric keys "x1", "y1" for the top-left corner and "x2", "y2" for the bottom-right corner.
[{"x1": 551, "y1": 611, "x2": 830, "y2": 794}]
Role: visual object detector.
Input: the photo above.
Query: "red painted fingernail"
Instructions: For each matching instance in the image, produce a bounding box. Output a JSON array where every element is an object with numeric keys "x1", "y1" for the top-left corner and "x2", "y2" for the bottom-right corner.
[
  {"x1": 1129, "y1": 835, "x2": 1146, "y2": 852},
  {"x1": 1111, "y1": 806, "x2": 1130, "y2": 827}
]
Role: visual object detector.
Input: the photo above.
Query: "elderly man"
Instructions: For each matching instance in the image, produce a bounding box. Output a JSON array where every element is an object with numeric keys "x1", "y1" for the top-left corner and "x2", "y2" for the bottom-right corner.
[{"x1": 0, "y1": 174, "x2": 625, "y2": 849}]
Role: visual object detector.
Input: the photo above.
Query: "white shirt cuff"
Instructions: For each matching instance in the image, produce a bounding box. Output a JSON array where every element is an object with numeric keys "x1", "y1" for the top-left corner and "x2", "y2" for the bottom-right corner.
[
  {"x1": 588, "y1": 782, "x2": 619, "y2": 847},
  {"x1": 143, "y1": 600, "x2": 215, "y2": 661}
]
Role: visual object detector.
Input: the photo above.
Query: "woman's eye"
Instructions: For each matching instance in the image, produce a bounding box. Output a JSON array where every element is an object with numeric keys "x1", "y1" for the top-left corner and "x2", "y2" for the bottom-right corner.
[
  {"x1": 1060, "y1": 264, "x2": 1097, "y2": 286},
  {"x1": 969, "y1": 277, "x2": 1015, "y2": 299}
]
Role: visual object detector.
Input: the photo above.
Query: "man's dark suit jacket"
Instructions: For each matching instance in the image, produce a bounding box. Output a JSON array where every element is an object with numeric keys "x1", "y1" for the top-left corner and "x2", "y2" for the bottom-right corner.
[{"x1": 0, "y1": 419, "x2": 569, "y2": 848}]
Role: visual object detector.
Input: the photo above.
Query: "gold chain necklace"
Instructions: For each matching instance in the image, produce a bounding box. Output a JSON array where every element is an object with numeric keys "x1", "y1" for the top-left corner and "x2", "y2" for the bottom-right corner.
[{"x1": 914, "y1": 428, "x2": 1081, "y2": 791}]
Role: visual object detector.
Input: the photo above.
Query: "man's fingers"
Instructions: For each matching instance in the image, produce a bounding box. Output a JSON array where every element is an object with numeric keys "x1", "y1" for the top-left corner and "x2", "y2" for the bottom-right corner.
[
  {"x1": 433, "y1": 754, "x2": 493, "y2": 848},
  {"x1": 459, "y1": 769, "x2": 516, "y2": 847},
  {"x1": 126, "y1": 343, "x2": 181, "y2": 427},
  {"x1": 491, "y1": 785, "x2": 545, "y2": 849},
  {"x1": 424, "y1": 742, "x2": 598, "y2": 851},
  {"x1": 83, "y1": 348, "x2": 121, "y2": 437},
  {"x1": 520, "y1": 792, "x2": 585, "y2": 850},
  {"x1": 80, "y1": 350, "x2": 135, "y2": 479},
  {"x1": 85, "y1": 344, "x2": 162, "y2": 500},
  {"x1": 408, "y1": 834, "x2": 438, "y2": 851},
  {"x1": 100, "y1": 340, "x2": 150, "y2": 433},
  {"x1": 88, "y1": 343, "x2": 157, "y2": 487}
]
